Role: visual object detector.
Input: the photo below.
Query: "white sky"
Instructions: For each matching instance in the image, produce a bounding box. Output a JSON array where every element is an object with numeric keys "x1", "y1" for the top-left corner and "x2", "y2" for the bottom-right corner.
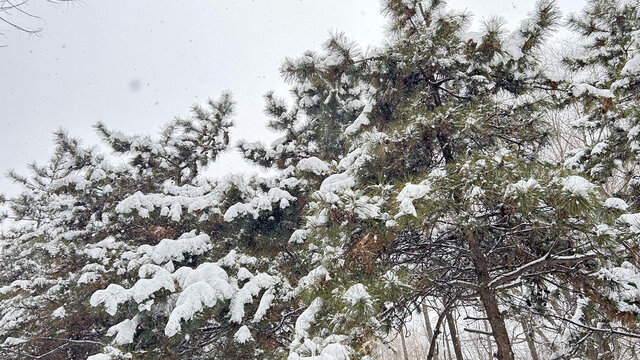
[{"x1": 0, "y1": 0, "x2": 585, "y2": 196}]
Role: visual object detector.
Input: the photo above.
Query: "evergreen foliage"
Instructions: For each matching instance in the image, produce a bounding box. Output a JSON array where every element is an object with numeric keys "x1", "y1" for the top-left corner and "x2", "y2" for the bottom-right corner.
[{"x1": 1, "y1": 1, "x2": 640, "y2": 359}]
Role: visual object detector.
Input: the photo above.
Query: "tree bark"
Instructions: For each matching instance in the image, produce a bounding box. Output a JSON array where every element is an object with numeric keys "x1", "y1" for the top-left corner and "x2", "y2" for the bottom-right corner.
[
  {"x1": 400, "y1": 329, "x2": 410, "y2": 360},
  {"x1": 478, "y1": 289, "x2": 514, "y2": 360},
  {"x1": 444, "y1": 322, "x2": 453, "y2": 360},
  {"x1": 520, "y1": 318, "x2": 540, "y2": 360},
  {"x1": 484, "y1": 320, "x2": 494, "y2": 360},
  {"x1": 446, "y1": 310, "x2": 464, "y2": 360},
  {"x1": 423, "y1": 303, "x2": 439, "y2": 360},
  {"x1": 465, "y1": 228, "x2": 514, "y2": 360},
  {"x1": 427, "y1": 302, "x2": 455, "y2": 360}
]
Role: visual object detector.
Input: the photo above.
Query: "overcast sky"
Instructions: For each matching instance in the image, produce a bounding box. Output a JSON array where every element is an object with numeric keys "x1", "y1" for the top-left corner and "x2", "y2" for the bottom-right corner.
[{"x1": 0, "y1": 0, "x2": 586, "y2": 196}]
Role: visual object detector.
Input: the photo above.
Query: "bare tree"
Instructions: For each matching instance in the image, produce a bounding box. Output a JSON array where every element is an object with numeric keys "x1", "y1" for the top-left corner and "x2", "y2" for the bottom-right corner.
[{"x1": 0, "y1": 0, "x2": 73, "y2": 42}]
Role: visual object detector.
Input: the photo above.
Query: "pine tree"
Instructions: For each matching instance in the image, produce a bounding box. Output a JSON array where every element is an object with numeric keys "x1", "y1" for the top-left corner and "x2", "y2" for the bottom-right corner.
[
  {"x1": 1, "y1": 1, "x2": 640, "y2": 360},
  {"x1": 556, "y1": 1, "x2": 640, "y2": 357},
  {"x1": 284, "y1": 1, "x2": 607, "y2": 360},
  {"x1": 564, "y1": 0, "x2": 640, "y2": 189},
  {"x1": 285, "y1": 1, "x2": 637, "y2": 360}
]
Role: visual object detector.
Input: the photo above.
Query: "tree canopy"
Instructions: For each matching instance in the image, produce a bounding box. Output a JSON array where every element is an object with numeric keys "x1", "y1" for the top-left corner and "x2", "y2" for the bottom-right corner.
[{"x1": 1, "y1": 1, "x2": 640, "y2": 359}]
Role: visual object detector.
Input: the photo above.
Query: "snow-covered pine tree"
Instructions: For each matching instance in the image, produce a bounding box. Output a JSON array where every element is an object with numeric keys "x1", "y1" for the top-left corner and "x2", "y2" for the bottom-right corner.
[
  {"x1": 564, "y1": 0, "x2": 640, "y2": 189},
  {"x1": 282, "y1": 2, "x2": 622, "y2": 360},
  {"x1": 0, "y1": 95, "x2": 290, "y2": 359},
  {"x1": 555, "y1": 0, "x2": 640, "y2": 357},
  {"x1": 239, "y1": 33, "x2": 368, "y2": 169},
  {"x1": 0, "y1": 33, "x2": 372, "y2": 359},
  {"x1": 1, "y1": 1, "x2": 639, "y2": 360}
]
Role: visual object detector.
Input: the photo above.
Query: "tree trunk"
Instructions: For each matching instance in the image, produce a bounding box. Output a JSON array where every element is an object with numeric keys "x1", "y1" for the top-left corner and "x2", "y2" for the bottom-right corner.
[
  {"x1": 427, "y1": 303, "x2": 454, "y2": 360},
  {"x1": 444, "y1": 322, "x2": 453, "y2": 360},
  {"x1": 423, "y1": 303, "x2": 439, "y2": 360},
  {"x1": 446, "y1": 310, "x2": 464, "y2": 360},
  {"x1": 400, "y1": 329, "x2": 410, "y2": 360},
  {"x1": 484, "y1": 320, "x2": 494, "y2": 360},
  {"x1": 478, "y1": 289, "x2": 514, "y2": 360},
  {"x1": 520, "y1": 318, "x2": 540, "y2": 360},
  {"x1": 465, "y1": 228, "x2": 514, "y2": 360}
]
